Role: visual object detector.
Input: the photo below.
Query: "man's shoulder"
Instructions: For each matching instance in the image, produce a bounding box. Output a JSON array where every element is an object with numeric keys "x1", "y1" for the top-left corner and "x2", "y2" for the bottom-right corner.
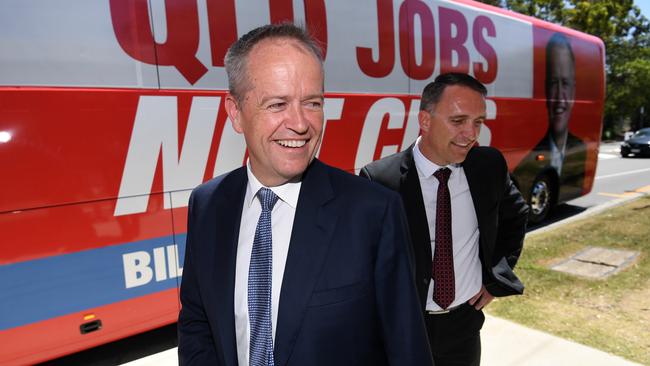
[
  {"x1": 464, "y1": 146, "x2": 510, "y2": 182},
  {"x1": 359, "y1": 148, "x2": 412, "y2": 189},
  {"x1": 467, "y1": 145, "x2": 506, "y2": 165},
  {"x1": 567, "y1": 132, "x2": 586, "y2": 147},
  {"x1": 362, "y1": 148, "x2": 410, "y2": 173},
  {"x1": 191, "y1": 166, "x2": 246, "y2": 201}
]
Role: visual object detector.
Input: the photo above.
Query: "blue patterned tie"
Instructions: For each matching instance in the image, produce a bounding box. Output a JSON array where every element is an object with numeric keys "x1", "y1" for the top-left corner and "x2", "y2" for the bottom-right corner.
[{"x1": 249, "y1": 187, "x2": 279, "y2": 366}]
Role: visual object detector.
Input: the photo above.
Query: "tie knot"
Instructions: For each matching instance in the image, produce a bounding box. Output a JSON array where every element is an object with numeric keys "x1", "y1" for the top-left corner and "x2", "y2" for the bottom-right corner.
[
  {"x1": 257, "y1": 187, "x2": 279, "y2": 212},
  {"x1": 433, "y1": 168, "x2": 451, "y2": 183}
]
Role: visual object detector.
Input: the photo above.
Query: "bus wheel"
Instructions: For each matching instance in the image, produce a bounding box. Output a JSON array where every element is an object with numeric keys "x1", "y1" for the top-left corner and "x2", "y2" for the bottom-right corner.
[{"x1": 529, "y1": 175, "x2": 553, "y2": 224}]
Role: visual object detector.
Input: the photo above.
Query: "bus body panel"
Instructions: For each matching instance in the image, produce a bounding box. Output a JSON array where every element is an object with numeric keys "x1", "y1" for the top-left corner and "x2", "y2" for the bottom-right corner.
[{"x1": 1, "y1": 289, "x2": 179, "y2": 366}]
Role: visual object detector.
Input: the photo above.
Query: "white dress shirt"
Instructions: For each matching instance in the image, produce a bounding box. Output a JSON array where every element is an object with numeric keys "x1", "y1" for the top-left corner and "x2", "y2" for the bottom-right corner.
[
  {"x1": 549, "y1": 135, "x2": 566, "y2": 175},
  {"x1": 234, "y1": 164, "x2": 301, "y2": 365},
  {"x1": 413, "y1": 137, "x2": 482, "y2": 311}
]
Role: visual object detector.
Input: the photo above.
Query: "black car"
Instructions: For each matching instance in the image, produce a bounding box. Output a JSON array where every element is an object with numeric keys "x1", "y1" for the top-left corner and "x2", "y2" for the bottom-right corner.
[{"x1": 621, "y1": 128, "x2": 650, "y2": 157}]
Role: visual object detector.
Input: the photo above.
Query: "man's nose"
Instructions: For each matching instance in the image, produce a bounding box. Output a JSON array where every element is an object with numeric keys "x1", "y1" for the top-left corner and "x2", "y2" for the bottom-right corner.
[
  {"x1": 553, "y1": 82, "x2": 569, "y2": 102},
  {"x1": 461, "y1": 121, "x2": 479, "y2": 139},
  {"x1": 285, "y1": 103, "x2": 309, "y2": 133}
]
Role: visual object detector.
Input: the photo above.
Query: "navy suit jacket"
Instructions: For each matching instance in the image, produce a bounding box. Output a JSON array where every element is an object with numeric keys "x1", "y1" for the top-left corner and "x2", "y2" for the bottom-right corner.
[{"x1": 178, "y1": 159, "x2": 433, "y2": 366}]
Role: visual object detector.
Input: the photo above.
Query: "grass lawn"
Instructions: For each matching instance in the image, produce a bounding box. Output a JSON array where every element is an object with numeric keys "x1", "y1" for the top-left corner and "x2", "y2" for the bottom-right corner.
[{"x1": 486, "y1": 195, "x2": 650, "y2": 365}]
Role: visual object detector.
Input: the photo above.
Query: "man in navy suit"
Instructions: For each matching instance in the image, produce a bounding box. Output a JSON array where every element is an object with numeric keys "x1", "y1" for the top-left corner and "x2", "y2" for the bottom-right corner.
[
  {"x1": 361, "y1": 73, "x2": 528, "y2": 365},
  {"x1": 178, "y1": 23, "x2": 433, "y2": 366}
]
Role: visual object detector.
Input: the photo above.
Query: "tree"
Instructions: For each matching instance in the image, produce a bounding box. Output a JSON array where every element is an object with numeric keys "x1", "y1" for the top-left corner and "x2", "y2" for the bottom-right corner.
[
  {"x1": 477, "y1": 0, "x2": 650, "y2": 136},
  {"x1": 478, "y1": 0, "x2": 502, "y2": 6}
]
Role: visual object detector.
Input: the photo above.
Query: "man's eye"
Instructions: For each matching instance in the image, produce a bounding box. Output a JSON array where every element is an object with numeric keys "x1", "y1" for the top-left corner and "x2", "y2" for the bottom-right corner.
[
  {"x1": 306, "y1": 101, "x2": 323, "y2": 109},
  {"x1": 268, "y1": 102, "x2": 286, "y2": 110}
]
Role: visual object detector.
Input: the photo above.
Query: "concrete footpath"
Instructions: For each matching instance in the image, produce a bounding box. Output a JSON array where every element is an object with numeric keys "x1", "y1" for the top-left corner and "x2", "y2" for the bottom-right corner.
[
  {"x1": 481, "y1": 315, "x2": 641, "y2": 365},
  {"x1": 122, "y1": 314, "x2": 641, "y2": 366}
]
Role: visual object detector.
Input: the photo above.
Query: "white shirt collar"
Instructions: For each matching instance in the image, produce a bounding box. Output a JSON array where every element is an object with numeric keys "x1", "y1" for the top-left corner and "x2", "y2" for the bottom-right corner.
[
  {"x1": 413, "y1": 136, "x2": 460, "y2": 178},
  {"x1": 548, "y1": 135, "x2": 566, "y2": 156},
  {"x1": 245, "y1": 163, "x2": 301, "y2": 209}
]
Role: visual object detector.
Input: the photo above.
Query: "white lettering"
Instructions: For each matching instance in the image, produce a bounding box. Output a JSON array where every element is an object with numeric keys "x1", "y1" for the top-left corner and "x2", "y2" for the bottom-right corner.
[
  {"x1": 478, "y1": 99, "x2": 497, "y2": 146},
  {"x1": 123, "y1": 251, "x2": 153, "y2": 288},
  {"x1": 402, "y1": 99, "x2": 421, "y2": 149},
  {"x1": 123, "y1": 244, "x2": 184, "y2": 289},
  {"x1": 166, "y1": 244, "x2": 183, "y2": 278},
  {"x1": 355, "y1": 98, "x2": 406, "y2": 174},
  {"x1": 153, "y1": 246, "x2": 167, "y2": 281},
  {"x1": 317, "y1": 98, "x2": 345, "y2": 157},
  {"x1": 213, "y1": 116, "x2": 246, "y2": 178},
  {"x1": 114, "y1": 96, "x2": 220, "y2": 216}
]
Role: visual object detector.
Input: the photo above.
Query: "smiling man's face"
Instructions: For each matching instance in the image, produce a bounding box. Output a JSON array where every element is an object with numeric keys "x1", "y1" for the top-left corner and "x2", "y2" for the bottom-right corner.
[
  {"x1": 546, "y1": 44, "x2": 575, "y2": 144},
  {"x1": 225, "y1": 37, "x2": 324, "y2": 186},
  {"x1": 418, "y1": 85, "x2": 486, "y2": 166}
]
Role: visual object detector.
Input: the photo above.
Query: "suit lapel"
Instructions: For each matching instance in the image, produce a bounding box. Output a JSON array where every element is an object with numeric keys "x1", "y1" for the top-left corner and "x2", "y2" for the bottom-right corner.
[
  {"x1": 462, "y1": 149, "x2": 494, "y2": 261},
  {"x1": 274, "y1": 160, "x2": 336, "y2": 366},
  {"x1": 463, "y1": 149, "x2": 482, "y2": 218},
  {"x1": 400, "y1": 148, "x2": 433, "y2": 280},
  {"x1": 211, "y1": 168, "x2": 247, "y2": 366}
]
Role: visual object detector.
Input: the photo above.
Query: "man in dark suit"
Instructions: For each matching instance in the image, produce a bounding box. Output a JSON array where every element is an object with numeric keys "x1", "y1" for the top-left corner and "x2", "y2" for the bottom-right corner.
[
  {"x1": 178, "y1": 23, "x2": 432, "y2": 366},
  {"x1": 360, "y1": 73, "x2": 528, "y2": 366},
  {"x1": 514, "y1": 33, "x2": 586, "y2": 221}
]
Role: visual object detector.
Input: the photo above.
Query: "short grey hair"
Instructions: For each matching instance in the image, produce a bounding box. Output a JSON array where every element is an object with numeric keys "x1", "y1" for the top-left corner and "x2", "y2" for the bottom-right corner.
[{"x1": 224, "y1": 23, "x2": 324, "y2": 102}]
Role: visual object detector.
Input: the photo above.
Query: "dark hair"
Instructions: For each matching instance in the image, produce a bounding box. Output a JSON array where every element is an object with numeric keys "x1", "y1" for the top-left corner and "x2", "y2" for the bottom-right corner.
[
  {"x1": 545, "y1": 32, "x2": 575, "y2": 85},
  {"x1": 224, "y1": 23, "x2": 323, "y2": 102},
  {"x1": 420, "y1": 73, "x2": 487, "y2": 112}
]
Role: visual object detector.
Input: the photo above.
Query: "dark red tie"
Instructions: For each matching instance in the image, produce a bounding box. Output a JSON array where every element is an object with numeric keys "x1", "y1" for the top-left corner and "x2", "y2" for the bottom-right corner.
[{"x1": 432, "y1": 168, "x2": 455, "y2": 309}]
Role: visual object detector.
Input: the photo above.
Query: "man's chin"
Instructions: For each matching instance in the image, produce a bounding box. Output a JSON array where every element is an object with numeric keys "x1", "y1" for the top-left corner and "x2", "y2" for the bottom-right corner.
[
  {"x1": 275, "y1": 161, "x2": 313, "y2": 182},
  {"x1": 448, "y1": 150, "x2": 470, "y2": 165},
  {"x1": 550, "y1": 116, "x2": 569, "y2": 131}
]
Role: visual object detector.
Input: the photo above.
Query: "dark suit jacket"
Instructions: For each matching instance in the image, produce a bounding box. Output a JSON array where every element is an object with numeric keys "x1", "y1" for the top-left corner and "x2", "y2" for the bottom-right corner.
[
  {"x1": 513, "y1": 132, "x2": 586, "y2": 204},
  {"x1": 360, "y1": 146, "x2": 528, "y2": 310},
  {"x1": 178, "y1": 159, "x2": 433, "y2": 366}
]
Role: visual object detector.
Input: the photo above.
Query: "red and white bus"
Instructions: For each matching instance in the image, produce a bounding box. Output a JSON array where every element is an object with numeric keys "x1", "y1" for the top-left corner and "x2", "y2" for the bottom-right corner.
[{"x1": 0, "y1": 0, "x2": 604, "y2": 364}]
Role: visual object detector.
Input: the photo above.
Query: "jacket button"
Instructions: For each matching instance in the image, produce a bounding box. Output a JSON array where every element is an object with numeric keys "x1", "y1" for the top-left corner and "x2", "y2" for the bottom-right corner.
[{"x1": 422, "y1": 278, "x2": 429, "y2": 285}]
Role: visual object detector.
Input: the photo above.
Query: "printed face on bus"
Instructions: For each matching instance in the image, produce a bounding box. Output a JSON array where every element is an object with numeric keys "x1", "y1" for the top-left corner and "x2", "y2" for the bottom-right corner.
[
  {"x1": 418, "y1": 85, "x2": 486, "y2": 166},
  {"x1": 225, "y1": 38, "x2": 324, "y2": 187},
  {"x1": 546, "y1": 43, "x2": 575, "y2": 144}
]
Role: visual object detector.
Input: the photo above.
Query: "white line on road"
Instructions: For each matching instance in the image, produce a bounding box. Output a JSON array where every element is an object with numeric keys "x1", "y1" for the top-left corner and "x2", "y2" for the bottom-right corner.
[
  {"x1": 598, "y1": 153, "x2": 618, "y2": 159},
  {"x1": 595, "y1": 167, "x2": 650, "y2": 180}
]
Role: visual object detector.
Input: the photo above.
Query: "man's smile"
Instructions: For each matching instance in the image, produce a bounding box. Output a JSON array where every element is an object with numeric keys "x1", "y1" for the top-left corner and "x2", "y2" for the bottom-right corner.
[{"x1": 275, "y1": 139, "x2": 308, "y2": 148}]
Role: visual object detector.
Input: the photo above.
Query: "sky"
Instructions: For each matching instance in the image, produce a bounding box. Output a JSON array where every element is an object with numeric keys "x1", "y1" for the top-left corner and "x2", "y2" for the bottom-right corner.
[{"x1": 637, "y1": 0, "x2": 650, "y2": 20}]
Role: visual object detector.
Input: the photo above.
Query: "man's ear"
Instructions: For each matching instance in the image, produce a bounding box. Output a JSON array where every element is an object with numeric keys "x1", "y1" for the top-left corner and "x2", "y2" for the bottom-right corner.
[
  {"x1": 225, "y1": 94, "x2": 243, "y2": 133},
  {"x1": 418, "y1": 110, "x2": 431, "y2": 133}
]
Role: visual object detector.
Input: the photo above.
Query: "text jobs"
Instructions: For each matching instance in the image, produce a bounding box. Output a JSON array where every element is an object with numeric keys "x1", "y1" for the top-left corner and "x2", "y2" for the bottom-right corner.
[{"x1": 357, "y1": 0, "x2": 498, "y2": 83}]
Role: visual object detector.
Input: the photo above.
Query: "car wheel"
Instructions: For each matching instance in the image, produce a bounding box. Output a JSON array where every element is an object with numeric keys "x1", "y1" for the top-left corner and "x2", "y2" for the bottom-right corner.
[
  {"x1": 528, "y1": 174, "x2": 554, "y2": 224},
  {"x1": 621, "y1": 151, "x2": 629, "y2": 158}
]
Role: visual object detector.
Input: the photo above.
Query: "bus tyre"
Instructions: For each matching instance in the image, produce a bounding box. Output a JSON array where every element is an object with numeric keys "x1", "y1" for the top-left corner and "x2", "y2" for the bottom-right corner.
[{"x1": 529, "y1": 174, "x2": 554, "y2": 224}]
